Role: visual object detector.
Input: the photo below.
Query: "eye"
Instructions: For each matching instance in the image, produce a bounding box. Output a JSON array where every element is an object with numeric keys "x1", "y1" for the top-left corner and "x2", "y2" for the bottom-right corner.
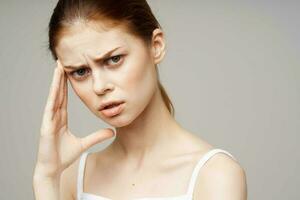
[
  {"x1": 69, "y1": 68, "x2": 90, "y2": 80},
  {"x1": 105, "y1": 55, "x2": 124, "y2": 66}
]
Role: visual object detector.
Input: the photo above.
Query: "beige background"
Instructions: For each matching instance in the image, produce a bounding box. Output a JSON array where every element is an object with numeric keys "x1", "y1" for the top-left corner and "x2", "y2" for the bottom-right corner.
[{"x1": 0, "y1": 0, "x2": 299, "y2": 199}]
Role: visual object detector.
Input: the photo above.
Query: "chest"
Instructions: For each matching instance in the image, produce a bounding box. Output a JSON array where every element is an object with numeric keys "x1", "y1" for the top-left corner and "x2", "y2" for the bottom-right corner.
[{"x1": 82, "y1": 156, "x2": 197, "y2": 199}]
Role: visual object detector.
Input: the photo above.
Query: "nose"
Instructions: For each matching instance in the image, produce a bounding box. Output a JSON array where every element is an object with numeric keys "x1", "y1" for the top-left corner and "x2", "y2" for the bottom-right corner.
[
  {"x1": 84, "y1": 53, "x2": 114, "y2": 95},
  {"x1": 92, "y1": 72, "x2": 114, "y2": 95}
]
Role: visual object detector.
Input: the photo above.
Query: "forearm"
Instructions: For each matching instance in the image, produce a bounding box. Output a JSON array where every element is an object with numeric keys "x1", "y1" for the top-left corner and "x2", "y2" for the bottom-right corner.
[{"x1": 33, "y1": 175, "x2": 60, "y2": 200}]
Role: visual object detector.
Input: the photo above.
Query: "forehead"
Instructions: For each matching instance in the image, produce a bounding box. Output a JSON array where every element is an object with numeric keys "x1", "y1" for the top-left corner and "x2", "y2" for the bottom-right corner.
[{"x1": 55, "y1": 23, "x2": 140, "y2": 65}]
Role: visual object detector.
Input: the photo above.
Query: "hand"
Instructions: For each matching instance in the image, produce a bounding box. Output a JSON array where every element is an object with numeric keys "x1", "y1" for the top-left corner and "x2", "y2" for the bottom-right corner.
[{"x1": 34, "y1": 60, "x2": 115, "y2": 179}]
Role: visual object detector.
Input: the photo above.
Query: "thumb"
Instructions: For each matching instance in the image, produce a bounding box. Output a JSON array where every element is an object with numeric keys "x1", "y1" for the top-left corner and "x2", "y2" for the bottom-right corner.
[{"x1": 80, "y1": 128, "x2": 115, "y2": 151}]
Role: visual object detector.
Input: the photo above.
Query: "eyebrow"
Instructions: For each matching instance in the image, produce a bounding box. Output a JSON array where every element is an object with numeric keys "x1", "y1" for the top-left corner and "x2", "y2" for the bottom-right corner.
[{"x1": 63, "y1": 46, "x2": 123, "y2": 70}]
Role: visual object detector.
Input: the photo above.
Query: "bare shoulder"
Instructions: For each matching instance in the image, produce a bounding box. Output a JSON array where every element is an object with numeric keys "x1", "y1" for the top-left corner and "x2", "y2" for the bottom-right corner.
[
  {"x1": 193, "y1": 152, "x2": 248, "y2": 200},
  {"x1": 59, "y1": 154, "x2": 84, "y2": 200},
  {"x1": 59, "y1": 151, "x2": 97, "y2": 200}
]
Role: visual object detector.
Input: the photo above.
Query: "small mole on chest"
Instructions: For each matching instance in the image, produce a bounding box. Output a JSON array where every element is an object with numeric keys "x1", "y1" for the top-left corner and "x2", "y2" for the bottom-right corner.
[{"x1": 132, "y1": 183, "x2": 135, "y2": 186}]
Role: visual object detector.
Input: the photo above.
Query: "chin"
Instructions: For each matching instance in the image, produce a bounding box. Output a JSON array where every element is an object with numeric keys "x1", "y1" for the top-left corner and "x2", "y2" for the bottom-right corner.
[
  {"x1": 105, "y1": 106, "x2": 145, "y2": 128},
  {"x1": 99, "y1": 112, "x2": 134, "y2": 128},
  {"x1": 95, "y1": 99, "x2": 149, "y2": 128}
]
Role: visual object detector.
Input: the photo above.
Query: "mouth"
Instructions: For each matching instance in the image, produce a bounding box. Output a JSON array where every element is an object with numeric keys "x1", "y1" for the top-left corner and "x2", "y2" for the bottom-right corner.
[
  {"x1": 98, "y1": 99, "x2": 126, "y2": 116},
  {"x1": 99, "y1": 102, "x2": 125, "y2": 117},
  {"x1": 99, "y1": 100, "x2": 125, "y2": 111},
  {"x1": 103, "y1": 102, "x2": 123, "y2": 109}
]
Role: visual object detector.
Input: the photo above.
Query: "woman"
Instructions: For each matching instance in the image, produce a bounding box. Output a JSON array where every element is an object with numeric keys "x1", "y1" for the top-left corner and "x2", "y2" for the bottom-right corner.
[{"x1": 33, "y1": 0, "x2": 247, "y2": 199}]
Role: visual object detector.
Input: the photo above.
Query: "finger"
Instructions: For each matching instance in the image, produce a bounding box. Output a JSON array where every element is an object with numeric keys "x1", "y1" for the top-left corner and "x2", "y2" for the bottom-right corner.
[
  {"x1": 43, "y1": 64, "x2": 63, "y2": 120},
  {"x1": 58, "y1": 60, "x2": 68, "y2": 110},
  {"x1": 80, "y1": 129, "x2": 115, "y2": 151},
  {"x1": 62, "y1": 73, "x2": 68, "y2": 109},
  {"x1": 59, "y1": 61, "x2": 68, "y2": 125},
  {"x1": 57, "y1": 60, "x2": 65, "y2": 110},
  {"x1": 60, "y1": 73, "x2": 68, "y2": 126}
]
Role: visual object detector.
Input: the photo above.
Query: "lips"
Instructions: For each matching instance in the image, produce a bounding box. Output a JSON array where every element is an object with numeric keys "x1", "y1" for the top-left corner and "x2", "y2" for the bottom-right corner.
[
  {"x1": 100, "y1": 102, "x2": 125, "y2": 117},
  {"x1": 99, "y1": 100, "x2": 125, "y2": 111}
]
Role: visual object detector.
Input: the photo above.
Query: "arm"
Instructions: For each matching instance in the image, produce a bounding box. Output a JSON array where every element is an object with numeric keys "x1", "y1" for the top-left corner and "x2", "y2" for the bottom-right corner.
[
  {"x1": 33, "y1": 60, "x2": 114, "y2": 200},
  {"x1": 32, "y1": 173, "x2": 60, "y2": 200},
  {"x1": 194, "y1": 153, "x2": 248, "y2": 200},
  {"x1": 32, "y1": 161, "x2": 76, "y2": 200}
]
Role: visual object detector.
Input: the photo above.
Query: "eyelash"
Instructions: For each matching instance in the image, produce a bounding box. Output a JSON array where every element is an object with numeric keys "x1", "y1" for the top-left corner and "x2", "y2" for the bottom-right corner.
[{"x1": 69, "y1": 54, "x2": 124, "y2": 79}]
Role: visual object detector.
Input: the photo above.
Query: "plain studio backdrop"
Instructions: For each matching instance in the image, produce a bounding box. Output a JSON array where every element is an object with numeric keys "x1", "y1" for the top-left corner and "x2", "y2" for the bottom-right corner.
[{"x1": 0, "y1": 0, "x2": 299, "y2": 199}]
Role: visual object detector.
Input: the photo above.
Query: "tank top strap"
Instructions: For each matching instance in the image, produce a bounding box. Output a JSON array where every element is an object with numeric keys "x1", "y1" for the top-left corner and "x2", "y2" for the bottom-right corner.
[
  {"x1": 77, "y1": 151, "x2": 90, "y2": 200},
  {"x1": 186, "y1": 148, "x2": 237, "y2": 197}
]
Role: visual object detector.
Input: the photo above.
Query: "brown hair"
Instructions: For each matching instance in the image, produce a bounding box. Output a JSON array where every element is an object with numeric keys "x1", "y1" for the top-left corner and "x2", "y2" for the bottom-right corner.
[{"x1": 48, "y1": 0, "x2": 175, "y2": 116}]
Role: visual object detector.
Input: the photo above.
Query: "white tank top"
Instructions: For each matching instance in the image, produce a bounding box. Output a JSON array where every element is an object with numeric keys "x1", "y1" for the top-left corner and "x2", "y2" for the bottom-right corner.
[{"x1": 77, "y1": 148, "x2": 236, "y2": 200}]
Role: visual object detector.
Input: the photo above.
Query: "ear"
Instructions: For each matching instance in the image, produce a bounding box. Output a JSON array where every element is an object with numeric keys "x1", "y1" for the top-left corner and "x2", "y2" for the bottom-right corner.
[{"x1": 151, "y1": 28, "x2": 166, "y2": 65}]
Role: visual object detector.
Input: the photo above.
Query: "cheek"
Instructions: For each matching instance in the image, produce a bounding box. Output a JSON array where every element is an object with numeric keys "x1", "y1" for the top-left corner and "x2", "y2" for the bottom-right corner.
[
  {"x1": 120, "y1": 51, "x2": 156, "y2": 91},
  {"x1": 69, "y1": 80, "x2": 93, "y2": 104},
  {"x1": 125, "y1": 66, "x2": 145, "y2": 89},
  {"x1": 122, "y1": 59, "x2": 157, "y2": 106}
]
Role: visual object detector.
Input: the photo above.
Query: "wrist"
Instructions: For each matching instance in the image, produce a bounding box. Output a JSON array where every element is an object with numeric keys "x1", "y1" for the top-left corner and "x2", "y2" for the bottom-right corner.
[
  {"x1": 33, "y1": 174, "x2": 60, "y2": 200},
  {"x1": 33, "y1": 173, "x2": 60, "y2": 184},
  {"x1": 33, "y1": 164, "x2": 62, "y2": 181}
]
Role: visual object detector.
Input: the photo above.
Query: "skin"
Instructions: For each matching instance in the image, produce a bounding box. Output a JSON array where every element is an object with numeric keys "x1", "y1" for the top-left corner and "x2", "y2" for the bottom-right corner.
[
  {"x1": 55, "y1": 21, "x2": 196, "y2": 165},
  {"x1": 34, "y1": 20, "x2": 247, "y2": 200}
]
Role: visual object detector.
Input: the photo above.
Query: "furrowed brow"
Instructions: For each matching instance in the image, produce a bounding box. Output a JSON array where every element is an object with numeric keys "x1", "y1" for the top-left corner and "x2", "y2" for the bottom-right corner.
[{"x1": 63, "y1": 46, "x2": 122, "y2": 70}]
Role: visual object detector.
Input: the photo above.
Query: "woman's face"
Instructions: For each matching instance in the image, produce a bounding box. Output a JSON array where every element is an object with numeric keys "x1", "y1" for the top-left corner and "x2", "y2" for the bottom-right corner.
[{"x1": 55, "y1": 22, "x2": 160, "y2": 127}]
